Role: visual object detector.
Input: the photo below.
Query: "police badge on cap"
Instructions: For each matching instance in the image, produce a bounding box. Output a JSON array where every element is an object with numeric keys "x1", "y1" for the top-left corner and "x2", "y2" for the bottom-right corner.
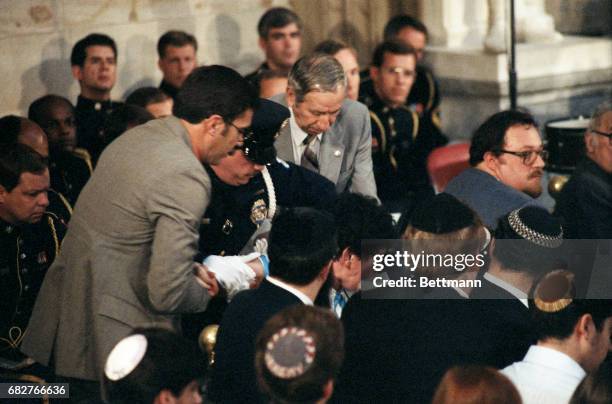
[{"x1": 241, "y1": 99, "x2": 290, "y2": 165}]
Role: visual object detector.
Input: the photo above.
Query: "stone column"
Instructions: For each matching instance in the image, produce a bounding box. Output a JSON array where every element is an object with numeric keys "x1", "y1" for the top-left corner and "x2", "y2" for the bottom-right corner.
[{"x1": 420, "y1": 0, "x2": 468, "y2": 47}]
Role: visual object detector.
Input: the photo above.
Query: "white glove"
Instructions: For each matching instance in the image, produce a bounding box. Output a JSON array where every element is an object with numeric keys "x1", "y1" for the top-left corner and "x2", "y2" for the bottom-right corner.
[{"x1": 203, "y1": 252, "x2": 260, "y2": 300}]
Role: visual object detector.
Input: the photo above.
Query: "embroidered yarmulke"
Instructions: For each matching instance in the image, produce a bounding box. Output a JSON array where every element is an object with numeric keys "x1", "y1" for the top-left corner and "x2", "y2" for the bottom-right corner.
[
  {"x1": 264, "y1": 327, "x2": 316, "y2": 379},
  {"x1": 533, "y1": 270, "x2": 575, "y2": 313},
  {"x1": 507, "y1": 207, "x2": 563, "y2": 248}
]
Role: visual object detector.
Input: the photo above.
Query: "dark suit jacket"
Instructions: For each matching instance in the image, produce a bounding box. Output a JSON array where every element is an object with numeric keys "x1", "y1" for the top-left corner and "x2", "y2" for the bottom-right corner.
[
  {"x1": 334, "y1": 292, "x2": 532, "y2": 404},
  {"x1": 555, "y1": 157, "x2": 612, "y2": 238},
  {"x1": 208, "y1": 279, "x2": 303, "y2": 403}
]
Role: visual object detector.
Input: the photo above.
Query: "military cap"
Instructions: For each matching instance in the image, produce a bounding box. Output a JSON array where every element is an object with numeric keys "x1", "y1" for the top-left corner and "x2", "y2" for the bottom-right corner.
[{"x1": 242, "y1": 98, "x2": 290, "y2": 165}]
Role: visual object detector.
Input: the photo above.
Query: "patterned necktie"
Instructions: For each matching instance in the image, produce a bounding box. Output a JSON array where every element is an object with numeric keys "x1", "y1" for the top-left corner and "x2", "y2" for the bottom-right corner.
[
  {"x1": 333, "y1": 289, "x2": 348, "y2": 317},
  {"x1": 301, "y1": 135, "x2": 319, "y2": 172}
]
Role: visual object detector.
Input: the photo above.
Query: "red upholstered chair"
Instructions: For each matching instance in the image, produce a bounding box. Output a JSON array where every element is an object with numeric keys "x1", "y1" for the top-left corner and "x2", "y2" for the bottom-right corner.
[{"x1": 427, "y1": 142, "x2": 471, "y2": 193}]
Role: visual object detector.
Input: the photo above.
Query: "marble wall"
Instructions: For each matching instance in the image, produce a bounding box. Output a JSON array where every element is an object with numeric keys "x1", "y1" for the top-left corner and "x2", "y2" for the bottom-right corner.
[{"x1": 0, "y1": 0, "x2": 288, "y2": 116}]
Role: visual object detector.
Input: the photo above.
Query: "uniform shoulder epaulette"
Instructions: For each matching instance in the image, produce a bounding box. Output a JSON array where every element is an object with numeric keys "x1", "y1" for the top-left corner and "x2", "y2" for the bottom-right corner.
[{"x1": 72, "y1": 147, "x2": 94, "y2": 173}]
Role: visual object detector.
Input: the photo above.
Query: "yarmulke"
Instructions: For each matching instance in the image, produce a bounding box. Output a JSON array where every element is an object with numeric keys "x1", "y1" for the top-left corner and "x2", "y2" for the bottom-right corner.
[
  {"x1": 410, "y1": 193, "x2": 476, "y2": 234},
  {"x1": 507, "y1": 206, "x2": 563, "y2": 248},
  {"x1": 533, "y1": 270, "x2": 575, "y2": 313},
  {"x1": 104, "y1": 334, "x2": 148, "y2": 381},
  {"x1": 242, "y1": 98, "x2": 290, "y2": 165},
  {"x1": 264, "y1": 327, "x2": 316, "y2": 379}
]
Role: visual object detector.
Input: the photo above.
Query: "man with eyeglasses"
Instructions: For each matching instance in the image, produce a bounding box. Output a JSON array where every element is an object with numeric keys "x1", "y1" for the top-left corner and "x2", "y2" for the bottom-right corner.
[
  {"x1": 445, "y1": 110, "x2": 546, "y2": 230},
  {"x1": 20, "y1": 65, "x2": 258, "y2": 399},
  {"x1": 359, "y1": 40, "x2": 447, "y2": 212},
  {"x1": 555, "y1": 102, "x2": 612, "y2": 238},
  {"x1": 28, "y1": 95, "x2": 92, "y2": 206}
]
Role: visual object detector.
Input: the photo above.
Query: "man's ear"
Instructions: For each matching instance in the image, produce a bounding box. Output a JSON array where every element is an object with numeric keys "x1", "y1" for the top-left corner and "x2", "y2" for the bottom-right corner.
[
  {"x1": 339, "y1": 247, "x2": 351, "y2": 266},
  {"x1": 153, "y1": 389, "x2": 176, "y2": 404},
  {"x1": 321, "y1": 379, "x2": 334, "y2": 401},
  {"x1": 0, "y1": 185, "x2": 7, "y2": 203},
  {"x1": 370, "y1": 66, "x2": 379, "y2": 82},
  {"x1": 258, "y1": 36, "x2": 267, "y2": 52},
  {"x1": 286, "y1": 87, "x2": 296, "y2": 109},
  {"x1": 575, "y1": 313, "x2": 596, "y2": 341},
  {"x1": 71, "y1": 65, "x2": 82, "y2": 81},
  {"x1": 202, "y1": 114, "x2": 225, "y2": 137},
  {"x1": 483, "y1": 151, "x2": 500, "y2": 171}
]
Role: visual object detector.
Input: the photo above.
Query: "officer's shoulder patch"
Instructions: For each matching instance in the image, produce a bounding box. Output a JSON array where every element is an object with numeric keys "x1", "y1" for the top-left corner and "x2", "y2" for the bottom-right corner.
[{"x1": 276, "y1": 157, "x2": 290, "y2": 169}]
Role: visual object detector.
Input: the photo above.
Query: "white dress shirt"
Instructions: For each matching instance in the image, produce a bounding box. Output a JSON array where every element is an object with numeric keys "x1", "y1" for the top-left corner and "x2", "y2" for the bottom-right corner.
[
  {"x1": 267, "y1": 276, "x2": 313, "y2": 305},
  {"x1": 502, "y1": 345, "x2": 586, "y2": 404},
  {"x1": 289, "y1": 109, "x2": 322, "y2": 164}
]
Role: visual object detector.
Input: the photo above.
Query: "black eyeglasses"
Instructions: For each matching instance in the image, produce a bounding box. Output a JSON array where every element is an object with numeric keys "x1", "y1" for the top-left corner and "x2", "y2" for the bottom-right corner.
[
  {"x1": 592, "y1": 129, "x2": 612, "y2": 144},
  {"x1": 495, "y1": 149, "x2": 548, "y2": 165},
  {"x1": 227, "y1": 121, "x2": 253, "y2": 139}
]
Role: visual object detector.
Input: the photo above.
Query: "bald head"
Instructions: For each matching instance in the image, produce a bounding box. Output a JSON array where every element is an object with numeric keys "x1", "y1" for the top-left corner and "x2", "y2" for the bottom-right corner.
[{"x1": 0, "y1": 115, "x2": 49, "y2": 158}]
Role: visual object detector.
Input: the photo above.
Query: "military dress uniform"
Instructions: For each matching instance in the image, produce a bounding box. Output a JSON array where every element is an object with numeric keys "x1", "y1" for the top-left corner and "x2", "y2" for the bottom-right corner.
[
  {"x1": 75, "y1": 95, "x2": 123, "y2": 164},
  {"x1": 360, "y1": 64, "x2": 441, "y2": 124},
  {"x1": 359, "y1": 82, "x2": 448, "y2": 209},
  {"x1": 199, "y1": 159, "x2": 336, "y2": 258},
  {"x1": 49, "y1": 148, "x2": 93, "y2": 206},
  {"x1": 0, "y1": 213, "x2": 66, "y2": 365},
  {"x1": 244, "y1": 62, "x2": 271, "y2": 92}
]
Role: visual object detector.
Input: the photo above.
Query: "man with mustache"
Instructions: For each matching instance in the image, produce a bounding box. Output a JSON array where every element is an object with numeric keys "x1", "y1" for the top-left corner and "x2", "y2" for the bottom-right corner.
[{"x1": 445, "y1": 110, "x2": 546, "y2": 230}]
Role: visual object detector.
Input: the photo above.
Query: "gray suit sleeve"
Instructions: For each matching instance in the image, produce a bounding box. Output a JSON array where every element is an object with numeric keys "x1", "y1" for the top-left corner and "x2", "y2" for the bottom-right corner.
[
  {"x1": 146, "y1": 167, "x2": 212, "y2": 313},
  {"x1": 348, "y1": 103, "x2": 379, "y2": 200}
]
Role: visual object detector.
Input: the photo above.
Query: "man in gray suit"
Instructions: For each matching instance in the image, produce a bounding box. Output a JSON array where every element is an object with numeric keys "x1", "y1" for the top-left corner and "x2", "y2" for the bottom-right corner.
[
  {"x1": 20, "y1": 66, "x2": 258, "y2": 387},
  {"x1": 271, "y1": 53, "x2": 378, "y2": 199}
]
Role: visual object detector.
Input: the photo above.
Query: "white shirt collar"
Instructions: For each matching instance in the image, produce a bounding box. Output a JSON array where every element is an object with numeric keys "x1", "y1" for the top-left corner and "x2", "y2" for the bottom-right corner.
[
  {"x1": 484, "y1": 272, "x2": 529, "y2": 307},
  {"x1": 289, "y1": 108, "x2": 322, "y2": 163},
  {"x1": 267, "y1": 276, "x2": 313, "y2": 305},
  {"x1": 524, "y1": 345, "x2": 586, "y2": 380}
]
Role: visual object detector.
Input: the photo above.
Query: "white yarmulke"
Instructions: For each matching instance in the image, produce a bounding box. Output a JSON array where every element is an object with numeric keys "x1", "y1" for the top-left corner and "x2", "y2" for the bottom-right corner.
[{"x1": 104, "y1": 334, "x2": 148, "y2": 381}]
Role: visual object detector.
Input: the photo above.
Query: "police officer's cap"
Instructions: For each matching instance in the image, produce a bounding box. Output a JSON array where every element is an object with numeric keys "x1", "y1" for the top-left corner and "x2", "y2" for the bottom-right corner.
[{"x1": 242, "y1": 99, "x2": 290, "y2": 165}]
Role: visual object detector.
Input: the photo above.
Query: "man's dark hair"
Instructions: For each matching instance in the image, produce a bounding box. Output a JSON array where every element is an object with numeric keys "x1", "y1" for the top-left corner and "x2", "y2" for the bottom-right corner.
[
  {"x1": 530, "y1": 271, "x2": 612, "y2": 341},
  {"x1": 313, "y1": 39, "x2": 351, "y2": 56},
  {"x1": 0, "y1": 115, "x2": 23, "y2": 145},
  {"x1": 268, "y1": 207, "x2": 338, "y2": 285},
  {"x1": 332, "y1": 193, "x2": 396, "y2": 257},
  {"x1": 255, "y1": 306, "x2": 344, "y2": 404},
  {"x1": 70, "y1": 33, "x2": 117, "y2": 67},
  {"x1": 104, "y1": 327, "x2": 206, "y2": 404},
  {"x1": 125, "y1": 87, "x2": 171, "y2": 108},
  {"x1": 103, "y1": 105, "x2": 154, "y2": 146},
  {"x1": 383, "y1": 14, "x2": 428, "y2": 40},
  {"x1": 28, "y1": 95, "x2": 74, "y2": 127},
  {"x1": 257, "y1": 7, "x2": 302, "y2": 39},
  {"x1": 469, "y1": 109, "x2": 539, "y2": 166},
  {"x1": 0, "y1": 144, "x2": 48, "y2": 192},
  {"x1": 157, "y1": 30, "x2": 198, "y2": 59},
  {"x1": 174, "y1": 65, "x2": 258, "y2": 124},
  {"x1": 371, "y1": 40, "x2": 416, "y2": 67}
]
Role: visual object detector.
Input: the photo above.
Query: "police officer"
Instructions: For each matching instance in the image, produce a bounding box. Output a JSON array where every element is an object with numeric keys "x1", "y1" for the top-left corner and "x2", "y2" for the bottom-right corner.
[
  {"x1": 359, "y1": 40, "x2": 447, "y2": 211},
  {"x1": 29, "y1": 95, "x2": 93, "y2": 206},
  {"x1": 183, "y1": 99, "x2": 337, "y2": 341},
  {"x1": 198, "y1": 98, "x2": 337, "y2": 258},
  {"x1": 0, "y1": 145, "x2": 66, "y2": 366}
]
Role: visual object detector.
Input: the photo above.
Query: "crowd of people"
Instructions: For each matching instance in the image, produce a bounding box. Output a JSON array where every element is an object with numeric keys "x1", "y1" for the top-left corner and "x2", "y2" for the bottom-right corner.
[{"x1": 1, "y1": 6, "x2": 611, "y2": 404}]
